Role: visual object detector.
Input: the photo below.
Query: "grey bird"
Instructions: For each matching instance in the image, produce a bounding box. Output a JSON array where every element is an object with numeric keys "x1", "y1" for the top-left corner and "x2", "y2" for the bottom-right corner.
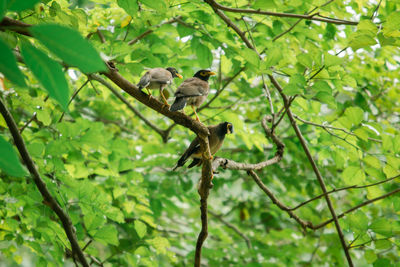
[
  {"x1": 169, "y1": 69, "x2": 216, "y2": 122},
  {"x1": 137, "y1": 67, "x2": 182, "y2": 106},
  {"x1": 173, "y1": 122, "x2": 233, "y2": 171}
]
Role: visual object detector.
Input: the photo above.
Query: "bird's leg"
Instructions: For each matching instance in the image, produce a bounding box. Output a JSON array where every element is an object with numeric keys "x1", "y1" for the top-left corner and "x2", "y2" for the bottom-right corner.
[
  {"x1": 146, "y1": 88, "x2": 152, "y2": 99},
  {"x1": 160, "y1": 87, "x2": 170, "y2": 108},
  {"x1": 202, "y1": 151, "x2": 213, "y2": 160},
  {"x1": 192, "y1": 105, "x2": 201, "y2": 122}
]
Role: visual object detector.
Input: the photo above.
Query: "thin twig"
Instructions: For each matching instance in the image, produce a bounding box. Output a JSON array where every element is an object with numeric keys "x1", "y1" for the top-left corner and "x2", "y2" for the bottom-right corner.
[
  {"x1": 291, "y1": 174, "x2": 400, "y2": 210},
  {"x1": 209, "y1": 210, "x2": 252, "y2": 249},
  {"x1": 20, "y1": 95, "x2": 49, "y2": 133},
  {"x1": 128, "y1": 17, "x2": 180, "y2": 45},
  {"x1": 198, "y1": 66, "x2": 245, "y2": 112},
  {"x1": 314, "y1": 188, "x2": 400, "y2": 229},
  {"x1": 204, "y1": 0, "x2": 358, "y2": 25},
  {"x1": 293, "y1": 114, "x2": 382, "y2": 143},
  {"x1": 247, "y1": 170, "x2": 313, "y2": 230},
  {"x1": 58, "y1": 79, "x2": 90, "y2": 123}
]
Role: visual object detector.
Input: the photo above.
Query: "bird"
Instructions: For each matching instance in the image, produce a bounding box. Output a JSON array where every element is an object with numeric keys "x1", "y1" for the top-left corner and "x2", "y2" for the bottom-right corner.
[
  {"x1": 173, "y1": 122, "x2": 233, "y2": 171},
  {"x1": 169, "y1": 69, "x2": 216, "y2": 122},
  {"x1": 137, "y1": 67, "x2": 182, "y2": 106}
]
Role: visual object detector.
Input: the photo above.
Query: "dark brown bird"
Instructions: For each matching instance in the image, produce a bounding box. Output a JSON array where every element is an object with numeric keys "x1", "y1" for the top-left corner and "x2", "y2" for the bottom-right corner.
[
  {"x1": 137, "y1": 67, "x2": 182, "y2": 106},
  {"x1": 169, "y1": 69, "x2": 216, "y2": 121},
  {"x1": 173, "y1": 122, "x2": 233, "y2": 170}
]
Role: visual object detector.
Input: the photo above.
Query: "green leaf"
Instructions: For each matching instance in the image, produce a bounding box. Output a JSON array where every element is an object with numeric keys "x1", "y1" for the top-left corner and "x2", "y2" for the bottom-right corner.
[
  {"x1": 342, "y1": 166, "x2": 365, "y2": 185},
  {"x1": 364, "y1": 250, "x2": 377, "y2": 264},
  {"x1": 0, "y1": 135, "x2": 27, "y2": 177},
  {"x1": 348, "y1": 32, "x2": 376, "y2": 50},
  {"x1": 94, "y1": 225, "x2": 119, "y2": 246},
  {"x1": 312, "y1": 81, "x2": 332, "y2": 93},
  {"x1": 297, "y1": 53, "x2": 313, "y2": 67},
  {"x1": 363, "y1": 156, "x2": 381, "y2": 169},
  {"x1": 0, "y1": 38, "x2": 26, "y2": 87},
  {"x1": 347, "y1": 211, "x2": 368, "y2": 234},
  {"x1": 383, "y1": 12, "x2": 400, "y2": 37},
  {"x1": 196, "y1": 43, "x2": 212, "y2": 68},
  {"x1": 314, "y1": 91, "x2": 336, "y2": 108},
  {"x1": 117, "y1": 0, "x2": 138, "y2": 16},
  {"x1": 139, "y1": 0, "x2": 166, "y2": 12},
  {"x1": 265, "y1": 46, "x2": 282, "y2": 67},
  {"x1": 8, "y1": 0, "x2": 41, "y2": 12},
  {"x1": 324, "y1": 53, "x2": 343, "y2": 67},
  {"x1": 30, "y1": 24, "x2": 107, "y2": 73},
  {"x1": 344, "y1": 107, "x2": 363, "y2": 126},
  {"x1": 369, "y1": 219, "x2": 393, "y2": 237},
  {"x1": 147, "y1": 236, "x2": 170, "y2": 255},
  {"x1": 241, "y1": 48, "x2": 259, "y2": 67},
  {"x1": 253, "y1": 0, "x2": 277, "y2": 9},
  {"x1": 0, "y1": 0, "x2": 8, "y2": 21},
  {"x1": 135, "y1": 221, "x2": 147, "y2": 239},
  {"x1": 20, "y1": 41, "x2": 69, "y2": 110}
]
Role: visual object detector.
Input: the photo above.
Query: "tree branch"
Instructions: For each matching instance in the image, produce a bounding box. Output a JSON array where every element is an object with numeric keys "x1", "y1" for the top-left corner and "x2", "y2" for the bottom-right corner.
[
  {"x1": 212, "y1": 116, "x2": 284, "y2": 171},
  {"x1": 195, "y1": 134, "x2": 213, "y2": 267},
  {"x1": 314, "y1": 188, "x2": 400, "y2": 229},
  {"x1": 270, "y1": 75, "x2": 353, "y2": 266},
  {"x1": 204, "y1": 0, "x2": 358, "y2": 25},
  {"x1": 290, "y1": 174, "x2": 400, "y2": 211},
  {"x1": 247, "y1": 170, "x2": 314, "y2": 230},
  {"x1": 0, "y1": 97, "x2": 89, "y2": 267}
]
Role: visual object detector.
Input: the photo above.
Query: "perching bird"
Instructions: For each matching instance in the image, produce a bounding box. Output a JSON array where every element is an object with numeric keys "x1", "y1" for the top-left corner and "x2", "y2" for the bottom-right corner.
[
  {"x1": 137, "y1": 67, "x2": 182, "y2": 106},
  {"x1": 169, "y1": 69, "x2": 216, "y2": 122},
  {"x1": 173, "y1": 122, "x2": 233, "y2": 171}
]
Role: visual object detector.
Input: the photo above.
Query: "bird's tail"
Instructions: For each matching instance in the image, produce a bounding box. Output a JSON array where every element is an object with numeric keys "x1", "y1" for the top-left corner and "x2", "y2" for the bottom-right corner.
[
  {"x1": 170, "y1": 97, "x2": 187, "y2": 111},
  {"x1": 172, "y1": 157, "x2": 185, "y2": 171}
]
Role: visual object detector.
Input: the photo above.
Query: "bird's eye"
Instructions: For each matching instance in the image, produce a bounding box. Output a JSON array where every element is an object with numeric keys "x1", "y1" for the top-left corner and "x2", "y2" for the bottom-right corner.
[{"x1": 201, "y1": 72, "x2": 206, "y2": 76}]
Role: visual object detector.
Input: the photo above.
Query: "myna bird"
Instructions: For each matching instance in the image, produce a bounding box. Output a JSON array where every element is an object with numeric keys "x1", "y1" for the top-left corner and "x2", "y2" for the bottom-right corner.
[
  {"x1": 137, "y1": 67, "x2": 182, "y2": 106},
  {"x1": 169, "y1": 69, "x2": 216, "y2": 121},
  {"x1": 173, "y1": 122, "x2": 233, "y2": 171}
]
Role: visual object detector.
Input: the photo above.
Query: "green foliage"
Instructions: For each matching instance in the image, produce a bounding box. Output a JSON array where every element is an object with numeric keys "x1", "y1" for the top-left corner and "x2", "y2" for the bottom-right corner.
[
  {"x1": 0, "y1": 0, "x2": 399, "y2": 266},
  {"x1": 0, "y1": 135, "x2": 27, "y2": 177},
  {"x1": 0, "y1": 38, "x2": 26, "y2": 87},
  {"x1": 30, "y1": 24, "x2": 107, "y2": 73},
  {"x1": 20, "y1": 41, "x2": 69, "y2": 110}
]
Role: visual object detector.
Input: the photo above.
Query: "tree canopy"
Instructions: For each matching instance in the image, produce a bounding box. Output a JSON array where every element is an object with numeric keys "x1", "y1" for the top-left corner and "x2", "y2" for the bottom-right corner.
[{"x1": 0, "y1": 0, "x2": 400, "y2": 266}]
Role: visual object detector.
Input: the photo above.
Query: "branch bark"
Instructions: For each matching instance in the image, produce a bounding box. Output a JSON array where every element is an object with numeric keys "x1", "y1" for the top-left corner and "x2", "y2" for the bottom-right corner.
[
  {"x1": 0, "y1": 97, "x2": 89, "y2": 267},
  {"x1": 212, "y1": 116, "x2": 284, "y2": 171},
  {"x1": 195, "y1": 134, "x2": 213, "y2": 267}
]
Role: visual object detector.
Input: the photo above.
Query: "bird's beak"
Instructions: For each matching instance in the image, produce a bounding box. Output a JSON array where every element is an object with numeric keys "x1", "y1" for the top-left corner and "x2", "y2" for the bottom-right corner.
[
  {"x1": 176, "y1": 73, "x2": 183, "y2": 79},
  {"x1": 208, "y1": 71, "x2": 216, "y2": 76}
]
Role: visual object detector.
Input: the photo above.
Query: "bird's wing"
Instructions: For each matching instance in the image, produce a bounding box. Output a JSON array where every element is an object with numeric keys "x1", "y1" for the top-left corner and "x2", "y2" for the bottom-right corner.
[
  {"x1": 149, "y1": 68, "x2": 172, "y2": 84},
  {"x1": 137, "y1": 71, "x2": 151, "y2": 89},
  {"x1": 175, "y1": 137, "x2": 201, "y2": 168},
  {"x1": 208, "y1": 125, "x2": 225, "y2": 155},
  {"x1": 175, "y1": 78, "x2": 209, "y2": 98}
]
